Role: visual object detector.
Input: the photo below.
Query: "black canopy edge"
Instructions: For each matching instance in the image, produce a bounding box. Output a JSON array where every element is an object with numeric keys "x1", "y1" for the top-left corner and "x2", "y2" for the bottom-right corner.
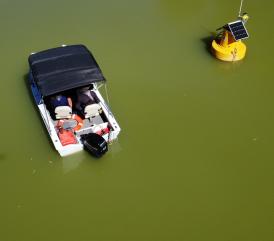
[{"x1": 28, "y1": 44, "x2": 106, "y2": 97}]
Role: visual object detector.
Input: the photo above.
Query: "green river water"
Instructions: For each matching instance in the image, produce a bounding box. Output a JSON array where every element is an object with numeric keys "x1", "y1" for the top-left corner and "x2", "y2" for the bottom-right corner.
[{"x1": 0, "y1": 0, "x2": 274, "y2": 240}]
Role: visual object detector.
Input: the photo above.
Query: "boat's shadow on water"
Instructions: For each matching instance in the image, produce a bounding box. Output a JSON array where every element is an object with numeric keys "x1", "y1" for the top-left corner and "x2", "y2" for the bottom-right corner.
[
  {"x1": 23, "y1": 73, "x2": 58, "y2": 152},
  {"x1": 0, "y1": 153, "x2": 6, "y2": 161}
]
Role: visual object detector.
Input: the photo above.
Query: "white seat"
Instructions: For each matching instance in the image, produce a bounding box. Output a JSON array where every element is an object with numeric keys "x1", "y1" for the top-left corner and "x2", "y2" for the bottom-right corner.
[
  {"x1": 55, "y1": 106, "x2": 72, "y2": 119},
  {"x1": 84, "y1": 103, "x2": 102, "y2": 118}
]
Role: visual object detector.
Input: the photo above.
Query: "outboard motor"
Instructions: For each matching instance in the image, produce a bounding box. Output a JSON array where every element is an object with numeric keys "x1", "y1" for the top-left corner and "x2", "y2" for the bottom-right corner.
[{"x1": 81, "y1": 133, "x2": 108, "y2": 157}]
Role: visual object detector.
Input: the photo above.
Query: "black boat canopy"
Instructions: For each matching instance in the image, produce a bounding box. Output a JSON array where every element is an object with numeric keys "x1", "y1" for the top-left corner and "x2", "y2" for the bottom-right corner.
[{"x1": 28, "y1": 45, "x2": 106, "y2": 97}]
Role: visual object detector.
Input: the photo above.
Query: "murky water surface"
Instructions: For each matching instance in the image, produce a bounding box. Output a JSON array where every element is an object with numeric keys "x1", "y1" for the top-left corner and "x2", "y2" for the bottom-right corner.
[{"x1": 0, "y1": 0, "x2": 274, "y2": 240}]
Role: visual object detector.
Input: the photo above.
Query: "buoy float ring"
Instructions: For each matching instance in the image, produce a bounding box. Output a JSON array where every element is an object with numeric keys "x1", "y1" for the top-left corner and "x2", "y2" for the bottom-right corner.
[
  {"x1": 71, "y1": 114, "x2": 83, "y2": 131},
  {"x1": 57, "y1": 114, "x2": 83, "y2": 131}
]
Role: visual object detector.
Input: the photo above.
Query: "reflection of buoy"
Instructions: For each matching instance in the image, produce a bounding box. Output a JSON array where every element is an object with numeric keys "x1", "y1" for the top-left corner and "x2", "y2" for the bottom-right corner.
[{"x1": 211, "y1": 0, "x2": 249, "y2": 62}]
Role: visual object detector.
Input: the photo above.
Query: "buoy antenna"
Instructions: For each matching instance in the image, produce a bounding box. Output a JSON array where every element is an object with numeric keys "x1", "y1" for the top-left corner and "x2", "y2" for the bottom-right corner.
[{"x1": 238, "y1": 0, "x2": 244, "y2": 17}]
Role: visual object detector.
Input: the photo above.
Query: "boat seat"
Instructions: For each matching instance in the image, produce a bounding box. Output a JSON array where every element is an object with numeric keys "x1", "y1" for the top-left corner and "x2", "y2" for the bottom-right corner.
[
  {"x1": 84, "y1": 103, "x2": 102, "y2": 119},
  {"x1": 55, "y1": 106, "x2": 72, "y2": 119}
]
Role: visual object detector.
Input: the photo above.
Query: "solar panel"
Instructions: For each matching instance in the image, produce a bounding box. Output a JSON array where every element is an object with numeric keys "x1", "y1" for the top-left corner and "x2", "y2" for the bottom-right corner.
[{"x1": 228, "y1": 20, "x2": 249, "y2": 41}]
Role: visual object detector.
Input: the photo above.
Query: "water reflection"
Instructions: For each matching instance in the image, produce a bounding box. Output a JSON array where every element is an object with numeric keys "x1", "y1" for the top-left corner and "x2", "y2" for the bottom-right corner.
[
  {"x1": 109, "y1": 141, "x2": 123, "y2": 157},
  {"x1": 62, "y1": 152, "x2": 85, "y2": 174},
  {"x1": 0, "y1": 153, "x2": 6, "y2": 161},
  {"x1": 158, "y1": 0, "x2": 206, "y2": 20},
  {"x1": 215, "y1": 58, "x2": 244, "y2": 71},
  {"x1": 61, "y1": 141, "x2": 122, "y2": 173}
]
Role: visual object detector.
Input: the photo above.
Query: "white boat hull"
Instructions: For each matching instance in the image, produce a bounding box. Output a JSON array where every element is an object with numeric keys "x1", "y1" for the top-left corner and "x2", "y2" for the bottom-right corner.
[{"x1": 37, "y1": 87, "x2": 121, "y2": 157}]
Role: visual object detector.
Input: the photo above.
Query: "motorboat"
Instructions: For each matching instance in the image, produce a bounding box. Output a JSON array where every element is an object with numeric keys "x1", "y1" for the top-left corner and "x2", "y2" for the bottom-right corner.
[{"x1": 28, "y1": 44, "x2": 121, "y2": 157}]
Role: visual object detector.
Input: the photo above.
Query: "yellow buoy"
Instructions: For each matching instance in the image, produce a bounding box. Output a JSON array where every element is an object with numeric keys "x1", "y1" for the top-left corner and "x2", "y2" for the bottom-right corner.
[
  {"x1": 211, "y1": 1, "x2": 249, "y2": 62},
  {"x1": 212, "y1": 30, "x2": 247, "y2": 62}
]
